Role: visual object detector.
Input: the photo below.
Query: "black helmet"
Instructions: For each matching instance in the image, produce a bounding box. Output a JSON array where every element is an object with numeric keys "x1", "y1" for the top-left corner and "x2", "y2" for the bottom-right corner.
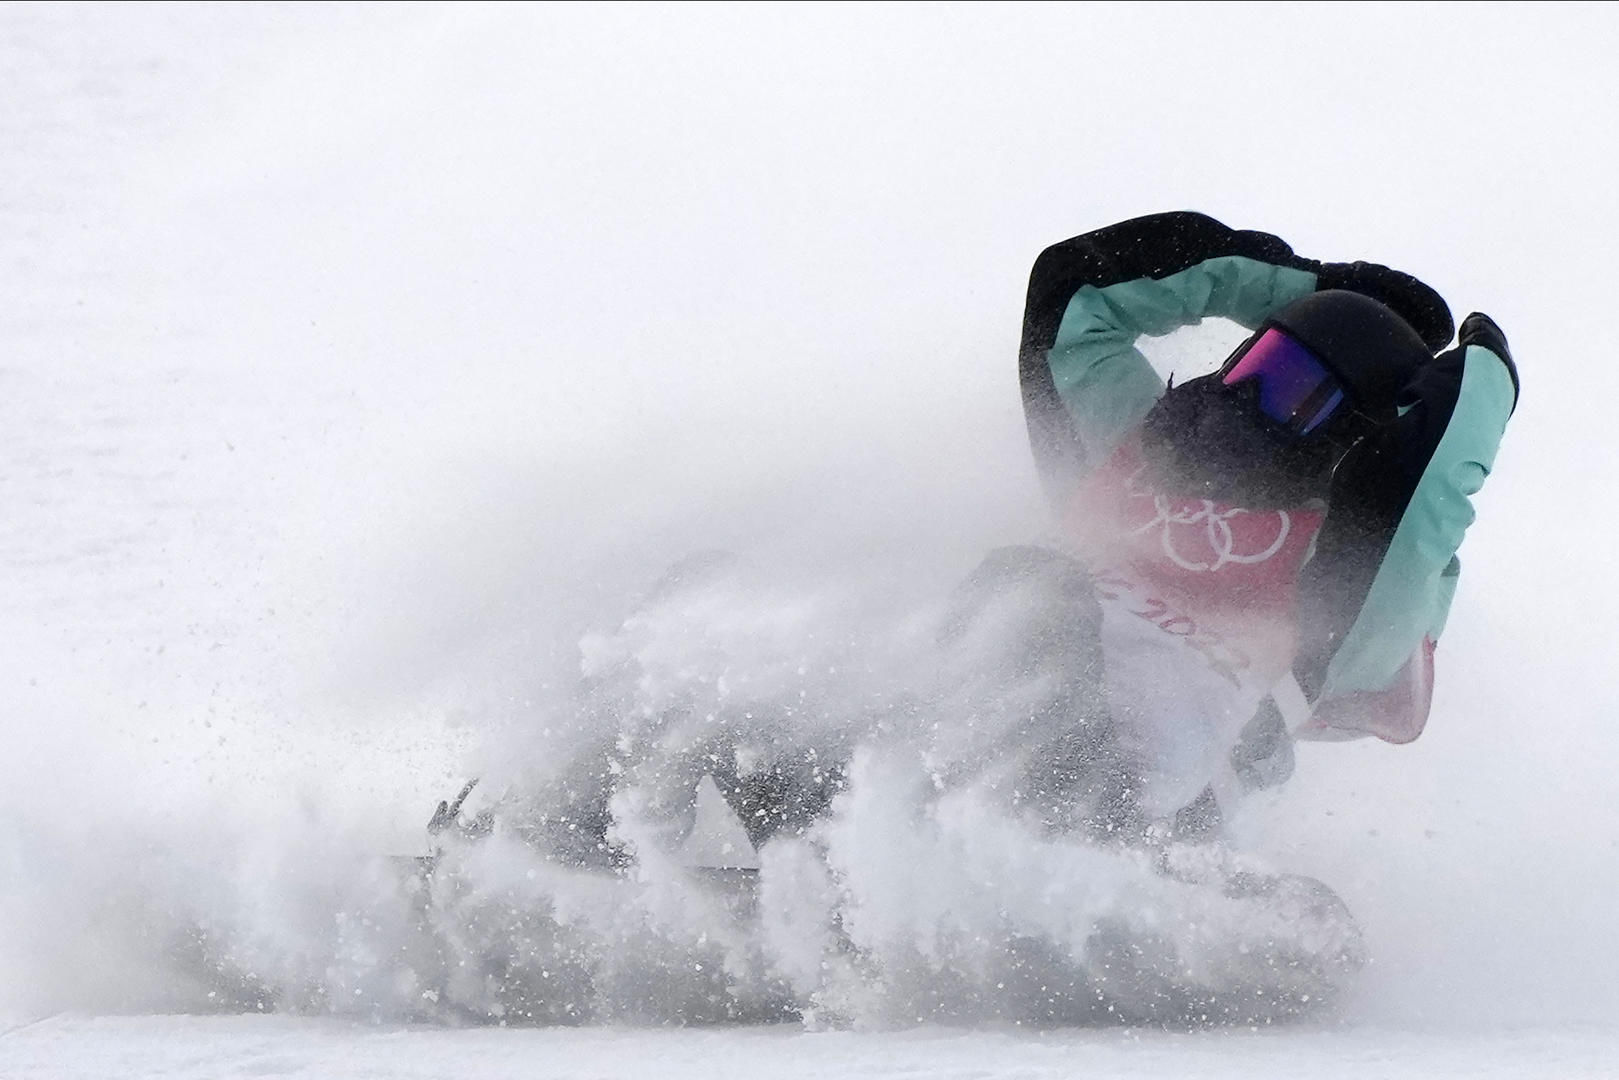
[
  {"x1": 1262, "y1": 290, "x2": 1434, "y2": 423},
  {"x1": 1140, "y1": 290, "x2": 1434, "y2": 505}
]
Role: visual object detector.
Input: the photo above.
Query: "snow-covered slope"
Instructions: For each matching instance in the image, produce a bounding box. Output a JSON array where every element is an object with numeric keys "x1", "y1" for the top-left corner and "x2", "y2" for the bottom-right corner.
[{"x1": 7, "y1": 1014, "x2": 1619, "y2": 1080}]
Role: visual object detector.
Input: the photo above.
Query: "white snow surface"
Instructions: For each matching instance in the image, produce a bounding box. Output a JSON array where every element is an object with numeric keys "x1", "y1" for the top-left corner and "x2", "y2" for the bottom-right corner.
[
  {"x1": 4, "y1": 3, "x2": 1619, "y2": 1076},
  {"x1": 6, "y1": 1014, "x2": 1619, "y2": 1080}
]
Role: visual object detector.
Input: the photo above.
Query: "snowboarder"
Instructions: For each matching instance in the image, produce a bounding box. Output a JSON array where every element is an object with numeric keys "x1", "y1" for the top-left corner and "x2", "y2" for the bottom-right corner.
[
  {"x1": 1013, "y1": 210, "x2": 1518, "y2": 835},
  {"x1": 402, "y1": 211, "x2": 1506, "y2": 1025}
]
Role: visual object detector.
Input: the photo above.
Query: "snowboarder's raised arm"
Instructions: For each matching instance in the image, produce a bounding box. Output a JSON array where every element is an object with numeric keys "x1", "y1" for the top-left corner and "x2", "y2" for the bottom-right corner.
[
  {"x1": 1019, "y1": 211, "x2": 1453, "y2": 508},
  {"x1": 1292, "y1": 313, "x2": 1519, "y2": 742}
]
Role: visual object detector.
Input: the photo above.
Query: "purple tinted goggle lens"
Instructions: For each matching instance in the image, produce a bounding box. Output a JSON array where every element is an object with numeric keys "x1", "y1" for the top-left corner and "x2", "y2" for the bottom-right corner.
[{"x1": 1221, "y1": 328, "x2": 1345, "y2": 435}]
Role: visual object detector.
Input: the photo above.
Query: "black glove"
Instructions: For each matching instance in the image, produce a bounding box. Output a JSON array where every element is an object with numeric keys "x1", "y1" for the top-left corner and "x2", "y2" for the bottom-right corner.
[
  {"x1": 1316, "y1": 260, "x2": 1455, "y2": 353},
  {"x1": 1458, "y1": 311, "x2": 1510, "y2": 358}
]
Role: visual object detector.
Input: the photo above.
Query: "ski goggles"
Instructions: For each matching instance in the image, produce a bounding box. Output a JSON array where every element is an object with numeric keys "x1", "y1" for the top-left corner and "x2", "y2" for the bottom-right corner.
[{"x1": 1220, "y1": 328, "x2": 1346, "y2": 436}]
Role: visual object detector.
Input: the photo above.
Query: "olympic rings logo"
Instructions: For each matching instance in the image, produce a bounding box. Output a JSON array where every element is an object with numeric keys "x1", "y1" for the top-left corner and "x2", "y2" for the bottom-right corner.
[{"x1": 1122, "y1": 467, "x2": 1291, "y2": 573}]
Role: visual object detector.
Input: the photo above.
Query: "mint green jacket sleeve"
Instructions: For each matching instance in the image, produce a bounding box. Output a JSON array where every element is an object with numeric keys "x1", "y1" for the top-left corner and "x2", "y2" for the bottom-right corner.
[
  {"x1": 1048, "y1": 256, "x2": 1319, "y2": 469},
  {"x1": 1316, "y1": 338, "x2": 1518, "y2": 703},
  {"x1": 1292, "y1": 313, "x2": 1518, "y2": 741},
  {"x1": 1019, "y1": 212, "x2": 1338, "y2": 502}
]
